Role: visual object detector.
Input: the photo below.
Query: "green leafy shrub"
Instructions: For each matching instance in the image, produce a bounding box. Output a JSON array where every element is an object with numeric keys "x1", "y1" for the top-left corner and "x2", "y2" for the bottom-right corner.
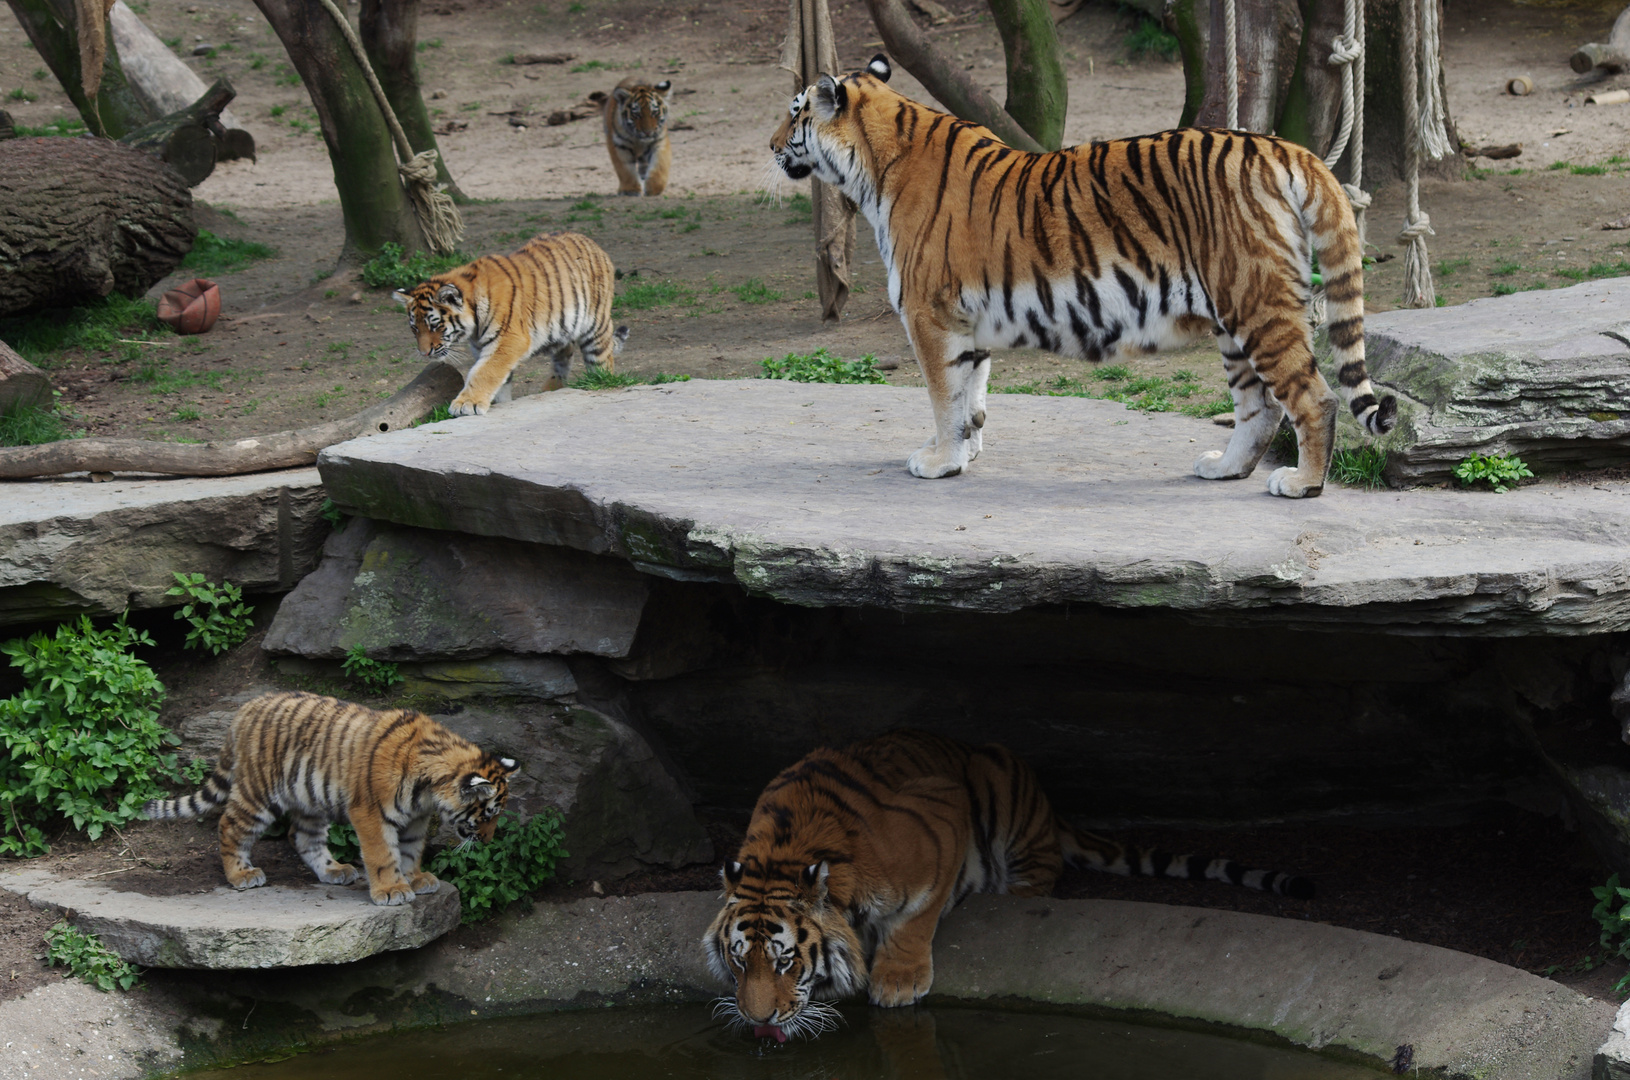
[
  {"x1": 1592, "y1": 874, "x2": 1630, "y2": 995},
  {"x1": 0, "y1": 616, "x2": 175, "y2": 856},
  {"x1": 179, "y1": 231, "x2": 277, "y2": 276},
  {"x1": 760, "y1": 348, "x2": 887, "y2": 384},
  {"x1": 429, "y1": 811, "x2": 567, "y2": 923},
  {"x1": 361, "y1": 242, "x2": 467, "y2": 291},
  {"x1": 1330, "y1": 445, "x2": 1388, "y2": 490},
  {"x1": 1453, "y1": 452, "x2": 1534, "y2": 493},
  {"x1": 44, "y1": 921, "x2": 141, "y2": 991},
  {"x1": 343, "y1": 645, "x2": 403, "y2": 694},
  {"x1": 165, "y1": 573, "x2": 255, "y2": 655},
  {"x1": 1125, "y1": 17, "x2": 1179, "y2": 60}
]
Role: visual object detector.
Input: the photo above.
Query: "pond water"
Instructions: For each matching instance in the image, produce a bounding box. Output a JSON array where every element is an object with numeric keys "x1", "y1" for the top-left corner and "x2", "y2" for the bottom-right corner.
[{"x1": 188, "y1": 1003, "x2": 1380, "y2": 1079}]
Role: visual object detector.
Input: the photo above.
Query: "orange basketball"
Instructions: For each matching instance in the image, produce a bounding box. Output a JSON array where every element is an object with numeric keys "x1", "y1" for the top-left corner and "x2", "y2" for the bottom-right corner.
[{"x1": 157, "y1": 278, "x2": 221, "y2": 335}]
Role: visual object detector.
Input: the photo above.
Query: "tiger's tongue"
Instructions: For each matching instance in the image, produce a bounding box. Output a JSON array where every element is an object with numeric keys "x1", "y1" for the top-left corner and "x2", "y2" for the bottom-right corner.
[{"x1": 753, "y1": 1025, "x2": 788, "y2": 1043}]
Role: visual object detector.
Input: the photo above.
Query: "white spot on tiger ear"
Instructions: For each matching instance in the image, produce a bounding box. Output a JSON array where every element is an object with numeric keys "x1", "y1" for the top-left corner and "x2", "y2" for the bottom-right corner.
[
  {"x1": 655, "y1": 80, "x2": 672, "y2": 95},
  {"x1": 867, "y1": 54, "x2": 892, "y2": 82},
  {"x1": 499, "y1": 757, "x2": 519, "y2": 773}
]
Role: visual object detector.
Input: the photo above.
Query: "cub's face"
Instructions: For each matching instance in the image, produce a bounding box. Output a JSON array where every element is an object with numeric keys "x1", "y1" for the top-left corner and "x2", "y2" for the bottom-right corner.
[
  {"x1": 770, "y1": 55, "x2": 893, "y2": 185},
  {"x1": 614, "y1": 81, "x2": 672, "y2": 139},
  {"x1": 392, "y1": 280, "x2": 472, "y2": 361},
  {"x1": 439, "y1": 754, "x2": 521, "y2": 843},
  {"x1": 703, "y1": 860, "x2": 858, "y2": 1042}
]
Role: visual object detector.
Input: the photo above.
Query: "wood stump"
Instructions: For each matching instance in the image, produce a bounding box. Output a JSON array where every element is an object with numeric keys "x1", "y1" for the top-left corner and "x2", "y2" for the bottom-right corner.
[
  {"x1": 0, "y1": 137, "x2": 194, "y2": 318},
  {"x1": 0, "y1": 341, "x2": 52, "y2": 417}
]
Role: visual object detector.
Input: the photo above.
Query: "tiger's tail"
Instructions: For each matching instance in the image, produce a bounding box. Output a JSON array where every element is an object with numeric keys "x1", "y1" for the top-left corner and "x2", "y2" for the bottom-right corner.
[
  {"x1": 1303, "y1": 158, "x2": 1396, "y2": 438},
  {"x1": 1056, "y1": 816, "x2": 1315, "y2": 900},
  {"x1": 143, "y1": 743, "x2": 233, "y2": 820}
]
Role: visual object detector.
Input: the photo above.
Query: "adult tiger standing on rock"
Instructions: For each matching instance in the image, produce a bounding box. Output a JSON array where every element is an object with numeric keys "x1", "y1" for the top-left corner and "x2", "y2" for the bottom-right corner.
[
  {"x1": 604, "y1": 76, "x2": 673, "y2": 196},
  {"x1": 768, "y1": 56, "x2": 1397, "y2": 497}
]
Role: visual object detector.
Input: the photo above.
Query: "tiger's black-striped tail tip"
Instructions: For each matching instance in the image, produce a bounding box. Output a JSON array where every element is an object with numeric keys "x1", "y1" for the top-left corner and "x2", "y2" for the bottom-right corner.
[
  {"x1": 1280, "y1": 876, "x2": 1316, "y2": 900},
  {"x1": 1374, "y1": 394, "x2": 1398, "y2": 435}
]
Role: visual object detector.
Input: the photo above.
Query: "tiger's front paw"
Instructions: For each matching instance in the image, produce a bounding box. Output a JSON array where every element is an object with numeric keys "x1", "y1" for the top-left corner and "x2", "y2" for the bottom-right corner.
[
  {"x1": 227, "y1": 867, "x2": 267, "y2": 891},
  {"x1": 319, "y1": 862, "x2": 359, "y2": 886},
  {"x1": 867, "y1": 955, "x2": 934, "y2": 1007},
  {"x1": 1266, "y1": 465, "x2": 1324, "y2": 498},
  {"x1": 409, "y1": 871, "x2": 441, "y2": 895},
  {"x1": 370, "y1": 882, "x2": 417, "y2": 906},
  {"x1": 448, "y1": 393, "x2": 489, "y2": 417},
  {"x1": 907, "y1": 439, "x2": 967, "y2": 479}
]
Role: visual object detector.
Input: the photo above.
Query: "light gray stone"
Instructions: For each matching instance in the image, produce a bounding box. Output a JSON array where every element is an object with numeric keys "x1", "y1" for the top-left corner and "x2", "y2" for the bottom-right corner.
[
  {"x1": 436, "y1": 702, "x2": 712, "y2": 882},
  {"x1": 1362, "y1": 277, "x2": 1630, "y2": 484},
  {"x1": 0, "y1": 467, "x2": 327, "y2": 630},
  {"x1": 262, "y1": 516, "x2": 649, "y2": 661},
  {"x1": 0, "y1": 865, "x2": 459, "y2": 969},
  {"x1": 171, "y1": 684, "x2": 278, "y2": 760},
  {"x1": 317, "y1": 380, "x2": 1630, "y2": 634},
  {"x1": 1597, "y1": 999, "x2": 1630, "y2": 1080}
]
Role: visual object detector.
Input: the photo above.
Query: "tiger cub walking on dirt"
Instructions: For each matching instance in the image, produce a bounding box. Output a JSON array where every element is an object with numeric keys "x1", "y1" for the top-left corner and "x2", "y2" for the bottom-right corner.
[
  {"x1": 705, "y1": 731, "x2": 1312, "y2": 1041},
  {"x1": 392, "y1": 232, "x2": 627, "y2": 415},
  {"x1": 769, "y1": 56, "x2": 1397, "y2": 497},
  {"x1": 143, "y1": 691, "x2": 520, "y2": 906},
  {"x1": 604, "y1": 76, "x2": 673, "y2": 196}
]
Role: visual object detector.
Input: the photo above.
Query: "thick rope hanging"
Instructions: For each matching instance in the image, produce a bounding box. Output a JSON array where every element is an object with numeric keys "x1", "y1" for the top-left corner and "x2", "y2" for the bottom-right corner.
[
  {"x1": 1223, "y1": 0, "x2": 1238, "y2": 129},
  {"x1": 1398, "y1": 0, "x2": 1435, "y2": 308},
  {"x1": 1417, "y1": 0, "x2": 1453, "y2": 162},
  {"x1": 1322, "y1": 0, "x2": 1370, "y2": 248},
  {"x1": 314, "y1": 0, "x2": 463, "y2": 255}
]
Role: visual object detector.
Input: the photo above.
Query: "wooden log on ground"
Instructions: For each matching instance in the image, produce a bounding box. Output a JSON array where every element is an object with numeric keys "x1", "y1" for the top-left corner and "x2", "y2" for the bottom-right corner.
[
  {"x1": 0, "y1": 361, "x2": 463, "y2": 478},
  {"x1": 119, "y1": 78, "x2": 237, "y2": 186},
  {"x1": 109, "y1": 0, "x2": 255, "y2": 160},
  {"x1": 1571, "y1": 4, "x2": 1630, "y2": 73},
  {"x1": 0, "y1": 341, "x2": 52, "y2": 417},
  {"x1": 0, "y1": 137, "x2": 194, "y2": 318},
  {"x1": 0, "y1": 109, "x2": 13, "y2": 140}
]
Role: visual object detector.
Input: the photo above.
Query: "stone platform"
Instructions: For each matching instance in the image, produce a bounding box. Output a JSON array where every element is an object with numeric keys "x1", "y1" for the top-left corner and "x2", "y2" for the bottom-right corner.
[
  {"x1": 317, "y1": 380, "x2": 1630, "y2": 635},
  {"x1": 0, "y1": 864, "x2": 459, "y2": 968}
]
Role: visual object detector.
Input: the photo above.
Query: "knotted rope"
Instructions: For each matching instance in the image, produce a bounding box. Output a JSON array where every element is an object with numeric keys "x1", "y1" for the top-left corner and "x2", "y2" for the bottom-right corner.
[
  {"x1": 1398, "y1": 0, "x2": 1435, "y2": 308},
  {"x1": 1322, "y1": 0, "x2": 1370, "y2": 248},
  {"x1": 1223, "y1": 0, "x2": 1239, "y2": 129},
  {"x1": 314, "y1": 0, "x2": 463, "y2": 255}
]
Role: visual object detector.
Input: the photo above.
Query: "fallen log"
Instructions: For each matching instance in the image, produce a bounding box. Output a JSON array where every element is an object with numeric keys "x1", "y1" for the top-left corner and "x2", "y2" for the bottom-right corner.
[
  {"x1": 0, "y1": 136, "x2": 194, "y2": 318},
  {"x1": 0, "y1": 341, "x2": 52, "y2": 417},
  {"x1": 1571, "y1": 3, "x2": 1630, "y2": 73},
  {"x1": 0, "y1": 361, "x2": 462, "y2": 479},
  {"x1": 109, "y1": 0, "x2": 255, "y2": 160},
  {"x1": 119, "y1": 78, "x2": 238, "y2": 187}
]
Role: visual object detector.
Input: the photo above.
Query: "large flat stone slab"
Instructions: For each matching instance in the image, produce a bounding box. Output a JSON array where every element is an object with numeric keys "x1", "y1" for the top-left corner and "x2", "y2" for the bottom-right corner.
[
  {"x1": 318, "y1": 381, "x2": 1630, "y2": 634},
  {"x1": 0, "y1": 468, "x2": 327, "y2": 630},
  {"x1": 1365, "y1": 278, "x2": 1630, "y2": 484},
  {"x1": 0, "y1": 864, "x2": 459, "y2": 968}
]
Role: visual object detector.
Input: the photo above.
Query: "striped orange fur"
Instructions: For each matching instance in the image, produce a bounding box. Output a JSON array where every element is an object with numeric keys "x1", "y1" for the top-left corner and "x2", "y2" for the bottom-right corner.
[
  {"x1": 604, "y1": 77, "x2": 672, "y2": 196},
  {"x1": 769, "y1": 56, "x2": 1396, "y2": 497},
  {"x1": 704, "y1": 730, "x2": 1311, "y2": 1038},
  {"x1": 392, "y1": 232, "x2": 627, "y2": 415},
  {"x1": 142, "y1": 691, "x2": 519, "y2": 906}
]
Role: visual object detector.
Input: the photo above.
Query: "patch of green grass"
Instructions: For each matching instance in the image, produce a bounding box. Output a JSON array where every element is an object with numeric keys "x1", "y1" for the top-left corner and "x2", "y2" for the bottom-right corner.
[
  {"x1": 732, "y1": 278, "x2": 783, "y2": 304},
  {"x1": 0, "y1": 294, "x2": 170, "y2": 366},
  {"x1": 45, "y1": 922, "x2": 141, "y2": 992},
  {"x1": 417, "y1": 38, "x2": 444, "y2": 51},
  {"x1": 13, "y1": 116, "x2": 86, "y2": 137},
  {"x1": 569, "y1": 368, "x2": 691, "y2": 389},
  {"x1": 1491, "y1": 281, "x2": 1547, "y2": 297},
  {"x1": 1570, "y1": 164, "x2": 1608, "y2": 176},
  {"x1": 7, "y1": 87, "x2": 38, "y2": 102},
  {"x1": 0, "y1": 402, "x2": 79, "y2": 446},
  {"x1": 1330, "y1": 445, "x2": 1388, "y2": 490},
  {"x1": 1436, "y1": 256, "x2": 1472, "y2": 278},
  {"x1": 569, "y1": 59, "x2": 617, "y2": 73},
  {"x1": 31, "y1": 68, "x2": 47, "y2": 80},
  {"x1": 1454, "y1": 451, "x2": 1533, "y2": 493},
  {"x1": 269, "y1": 104, "x2": 286, "y2": 117},
  {"x1": 248, "y1": 52, "x2": 267, "y2": 70},
  {"x1": 1554, "y1": 260, "x2": 1630, "y2": 283},
  {"x1": 785, "y1": 192, "x2": 812, "y2": 224},
  {"x1": 134, "y1": 361, "x2": 223, "y2": 396},
  {"x1": 414, "y1": 403, "x2": 453, "y2": 426},
  {"x1": 360, "y1": 242, "x2": 468, "y2": 291},
  {"x1": 614, "y1": 278, "x2": 691, "y2": 311},
  {"x1": 567, "y1": 0, "x2": 585, "y2": 10},
  {"x1": 1490, "y1": 260, "x2": 1522, "y2": 277},
  {"x1": 180, "y1": 230, "x2": 277, "y2": 276},
  {"x1": 273, "y1": 63, "x2": 300, "y2": 87},
  {"x1": 760, "y1": 349, "x2": 887, "y2": 384},
  {"x1": 1547, "y1": 160, "x2": 1569, "y2": 171},
  {"x1": 174, "y1": 407, "x2": 201, "y2": 422}
]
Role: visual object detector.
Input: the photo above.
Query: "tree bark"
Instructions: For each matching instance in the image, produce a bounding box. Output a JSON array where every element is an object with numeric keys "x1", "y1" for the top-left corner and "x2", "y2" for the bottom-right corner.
[
  {"x1": 1275, "y1": 0, "x2": 1345, "y2": 156},
  {"x1": 5, "y1": 0, "x2": 150, "y2": 137},
  {"x1": 359, "y1": 0, "x2": 465, "y2": 202},
  {"x1": 0, "y1": 361, "x2": 462, "y2": 478},
  {"x1": 0, "y1": 137, "x2": 193, "y2": 317},
  {"x1": 1197, "y1": 0, "x2": 1302, "y2": 131},
  {"x1": 109, "y1": 0, "x2": 255, "y2": 160},
  {"x1": 0, "y1": 342, "x2": 53, "y2": 418},
  {"x1": 1359, "y1": 0, "x2": 1458, "y2": 182},
  {"x1": 1173, "y1": 0, "x2": 1209, "y2": 126},
  {"x1": 989, "y1": 0, "x2": 1066, "y2": 150},
  {"x1": 862, "y1": 0, "x2": 1045, "y2": 152},
  {"x1": 251, "y1": 0, "x2": 426, "y2": 262}
]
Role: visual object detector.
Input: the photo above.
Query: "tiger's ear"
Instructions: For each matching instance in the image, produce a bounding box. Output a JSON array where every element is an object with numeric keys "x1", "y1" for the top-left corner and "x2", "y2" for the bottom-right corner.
[
  {"x1": 390, "y1": 289, "x2": 411, "y2": 307},
  {"x1": 463, "y1": 773, "x2": 495, "y2": 794},
  {"x1": 613, "y1": 85, "x2": 632, "y2": 104},
  {"x1": 655, "y1": 80, "x2": 672, "y2": 97},
  {"x1": 436, "y1": 282, "x2": 462, "y2": 306},
  {"x1": 813, "y1": 74, "x2": 846, "y2": 122},
  {"x1": 866, "y1": 54, "x2": 892, "y2": 83},
  {"x1": 800, "y1": 861, "x2": 830, "y2": 901},
  {"x1": 497, "y1": 756, "x2": 521, "y2": 777},
  {"x1": 722, "y1": 860, "x2": 745, "y2": 887}
]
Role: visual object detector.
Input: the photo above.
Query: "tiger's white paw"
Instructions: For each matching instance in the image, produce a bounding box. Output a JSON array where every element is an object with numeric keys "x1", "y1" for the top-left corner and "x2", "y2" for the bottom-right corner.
[
  {"x1": 966, "y1": 427, "x2": 983, "y2": 461},
  {"x1": 370, "y1": 882, "x2": 417, "y2": 906},
  {"x1": 448, "y1": 394, "x2": 488, "y2": 417},
  {"x1": 907, "y1": 439, "x2": 968, "y2": 478},
  {"x1": 229, "y1": 868, "x2": 267, "y2": 890},
  {"x1": 1266, "y1": 466, "x2": 1324, "y2": 498},
  {"x1": 1193, "y1": 449, "x2": 1254, "y2": 480}
]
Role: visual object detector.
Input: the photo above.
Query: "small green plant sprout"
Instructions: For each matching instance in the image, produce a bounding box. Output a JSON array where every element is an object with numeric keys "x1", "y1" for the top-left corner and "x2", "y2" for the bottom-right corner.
[
  {"x1": 760, "y1": 349, "x2": 887, "y2": 384},
  {"x1": 361, "y1": 242, "x2": 467, "y2": 291},
  {"x1": 733, "y1": 278, "x2": 783, "y2": 304},
  {"x1": 44, "y1": 921, "x2": 142, "y2": 992},
  {"x1": 428, "y1": 809, "x2": 567, "y2": 923},
  {"x1": 1592, "y1": 873, "x2": 1630, "y2": 995},
  {"x1": 180, "y1": 231, "x2": 277, "y2": 276},
  {"x1": 343, "y1": 645, "x2": 403, "y2": 694},
  {"x1": 1330, "y1": 445, "x2": 1388, "y2": 490},
  {"x1": 319, "y1": 497, "x2": 347, "y2": 528},
  {"x1": 165, "y1": 573, "x2": 255, "y2": 655},
  {"x1": 1453, "y1": 451, "x2": 1533, "y2": 493}
]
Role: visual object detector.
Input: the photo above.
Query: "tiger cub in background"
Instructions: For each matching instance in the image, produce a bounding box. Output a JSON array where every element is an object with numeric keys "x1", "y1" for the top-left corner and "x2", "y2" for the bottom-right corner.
[
  {"x1": 770, "y1": 56, "x2": 1397, "y2": 497},
  {"x1": 705, "y1": 730, "x2": 1311, "y2": 1040},
  {"x1": 143, "y1": 691, "x2": 520, "y2": 906},
  {"x1": 392, "y1": 232, "x2": 627, "y2": 414},
  {"x1": 604, "y1": 76, "x2": 673, "y2": 196}
]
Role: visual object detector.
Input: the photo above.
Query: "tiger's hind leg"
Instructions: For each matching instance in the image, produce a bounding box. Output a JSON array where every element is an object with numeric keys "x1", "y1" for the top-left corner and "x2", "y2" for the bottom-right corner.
[
  {"x1": 218, "y1": 799, "x2": 276, "y2": 890},
  {"x1": 542, "y1": 346, "x2": 573, "y2": 392},
  {"x1": 289, "y1": 812, "x2": 359, "y2": 885},
  {"x1": 578, "y1": 321, "x2": 627, "y2": 374},
  {"x1": 905, "y1": 316, "x2": 985, "y2": 479},
  {"x1": 395, "y1": 815, "x2": 440, "y2": 894},
  {"x1": 1193, "y1": 334, "x2": 1285, "y2": 482}
]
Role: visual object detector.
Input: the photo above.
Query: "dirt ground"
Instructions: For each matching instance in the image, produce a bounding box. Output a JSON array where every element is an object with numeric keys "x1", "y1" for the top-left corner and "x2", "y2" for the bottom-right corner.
[{"x1": 3, "y1": 0, "x2": 1630, "y2": 1018}]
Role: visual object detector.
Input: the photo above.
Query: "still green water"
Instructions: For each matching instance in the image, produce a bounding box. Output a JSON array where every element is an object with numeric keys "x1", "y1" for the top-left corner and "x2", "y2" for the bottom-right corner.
[{"x1": 188, "y1": 1003, "x2": 1381, "y2": 1079}]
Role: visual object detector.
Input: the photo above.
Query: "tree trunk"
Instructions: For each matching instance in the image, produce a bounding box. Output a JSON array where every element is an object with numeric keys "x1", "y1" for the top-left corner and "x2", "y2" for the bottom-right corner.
[
  {"x1": 989, "y1": 0, "x2": 1066, "y2": 150},
  {"x1": 862, "y1": 0, "x2": 1045, "y2": 152},
  {"x1": 1197, "y1": 0, "x2": 1302, "y2": 131},
  {"x1": 5, "y1": 0, "x2": 150, "y2": 137},
  {"x1": 0, "y1": 137, "x2": 193, "y2": 317},
  {"x1": 0, "y1": 361, "x2": 462, "y2": 478},
  {"x1": 359, "y1": 0, "x2": 465, "y2": 202},
  {"x1": 252, "y1": 0, "x2": 426, "y2": 262},
  {"x1": 1275, "y1": 0, "x2": 1345, "y2": 156},
  {"x1": 0, "y1": 342, "x2": 52, "y2": 418},
  {"x1": 1358, "y1": 0, "x2": 1458, "y2": 181},
  {"x1": 109, "y1": 0, "x2": 255, "y2": 160},
  {"x1": 1173, "y1": 0, "x2": 1209, "y2": 127}
]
